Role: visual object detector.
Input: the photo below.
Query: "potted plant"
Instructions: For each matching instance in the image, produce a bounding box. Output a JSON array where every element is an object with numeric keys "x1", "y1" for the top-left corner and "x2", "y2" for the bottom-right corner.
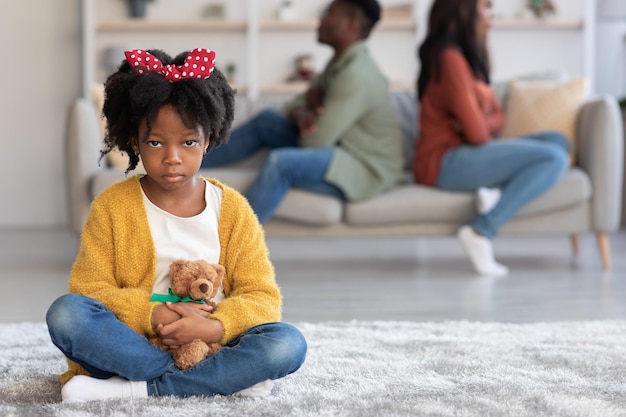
[
  {"x1": 527, "y1": 0, "x2": 556, "y2": 19},
  {"x1": 225, "y1": 62, "x2": 237, "y2": 82},
  {"x1": 126, "y1": 0, "x2": 156, "y2": 19}
]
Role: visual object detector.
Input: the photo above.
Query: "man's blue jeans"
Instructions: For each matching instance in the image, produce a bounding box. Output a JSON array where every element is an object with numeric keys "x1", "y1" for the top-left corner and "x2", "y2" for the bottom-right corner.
[
  {"x1": 436, "y1": 131, "x2": 570, "y2": 239},
  {"x1": 202, "y1": 109, "x2": 345, "y2": 223},
  {"x1": 46, "y1": 294, "x2": 307, "y2": 397}
]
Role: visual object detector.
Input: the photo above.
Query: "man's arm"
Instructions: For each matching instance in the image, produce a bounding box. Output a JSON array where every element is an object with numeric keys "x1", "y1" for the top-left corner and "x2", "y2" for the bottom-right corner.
[
  {"x1": 299, "y1": 72, "x2": 370, "y2": 148},
  {"x1": 287, "y1": 85, "x2": 325, "y2": 136}
]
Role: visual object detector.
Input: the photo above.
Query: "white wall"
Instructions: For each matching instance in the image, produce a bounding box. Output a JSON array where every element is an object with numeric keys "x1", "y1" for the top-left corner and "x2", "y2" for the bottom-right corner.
[
  {"x1": 0, "y1": 0, "x2": 81, "y2": 228},
  {"x1": 92, "y1": 0, "x2": 418, "y2": 88},
  {"x1": 595, "y1": 0, "x2": 626, "y2": 99},
  {"x1": 0, "y1": 0, "x2": 600, "y2": 228},
  {"x1": 415, "y1": 0, "x2": 588, "y2": 84},
  {"x1": 492, "y1": 0, "x2": 588, "y2": 83}
]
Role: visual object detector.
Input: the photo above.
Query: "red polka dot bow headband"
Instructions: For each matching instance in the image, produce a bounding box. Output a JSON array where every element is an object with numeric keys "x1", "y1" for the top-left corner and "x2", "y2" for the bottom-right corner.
[{"x1": 124, "y1": 48, "x2": 216, "y2": 82}]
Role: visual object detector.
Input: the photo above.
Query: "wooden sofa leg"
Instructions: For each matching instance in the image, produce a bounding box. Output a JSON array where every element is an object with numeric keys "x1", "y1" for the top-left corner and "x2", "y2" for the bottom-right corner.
[
  {"x1": 570, "y1": 234, "x2": 579, "y2": 257},
  {"x1": 596, "y1": 232, "x2": 612, "y2": 270}
]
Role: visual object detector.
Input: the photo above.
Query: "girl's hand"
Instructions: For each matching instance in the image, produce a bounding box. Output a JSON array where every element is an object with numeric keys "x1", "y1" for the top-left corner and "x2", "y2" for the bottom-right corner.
[
  {"x1": 155, "y1": 302, "x2": 223, "y2": 347},
  {"x1": 171, "y1": 301, "x2": 214, "y2": 318},
  {"x1": 151, "y1": 301, "x2": 213, "y2": 328}
]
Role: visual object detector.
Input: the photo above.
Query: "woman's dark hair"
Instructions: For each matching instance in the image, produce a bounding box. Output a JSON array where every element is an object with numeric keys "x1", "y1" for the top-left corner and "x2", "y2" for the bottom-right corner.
[
  {"x1": 417, "y1": 0, "x2": 490, "y2": 101},
  {"x1": 101, "y1": 49, "x2": 235, "y2": 172}
]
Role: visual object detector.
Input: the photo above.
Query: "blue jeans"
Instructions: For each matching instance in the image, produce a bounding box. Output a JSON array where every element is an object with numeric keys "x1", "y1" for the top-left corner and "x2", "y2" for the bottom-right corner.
[
  {"x1": 202, "y1": 109, "x2": 345, "y2": 223},
  {"x1": 46, "y1": 294, "x2": 307, "y2": 398},
  {"x1": 436, "y1": 131, "x2": 570, "y2": 239}
]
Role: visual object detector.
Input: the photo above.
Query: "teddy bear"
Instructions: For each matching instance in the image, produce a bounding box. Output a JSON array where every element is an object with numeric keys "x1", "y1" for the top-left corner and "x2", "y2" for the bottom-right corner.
[{"x1": 149, "y1": 259, "x2": 225, "y2": 370}]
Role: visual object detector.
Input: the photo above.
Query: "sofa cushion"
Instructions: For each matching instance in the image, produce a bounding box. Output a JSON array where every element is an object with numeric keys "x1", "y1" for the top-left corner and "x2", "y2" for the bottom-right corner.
[
  {"x1": 344, "y1": 168, "x2": 591, "y2": 226},
  {"x1": 200, "y1": 154, "x2": 343, "y2": 226},
  {"x1": 90, "y1": 166, "x2": 343, "y2": 226},
  {"x1": 202, "y1": 167, "x2": 343, "y2": 226},
  {"x1": 273, "y1": 190, "x2": 343, "y2": 225},
  {"x1": 495, "y1": 71, "x2": 569, "y2": 112},
  {"x1": 201, "y1": 165, "x2": 256, "y2": 189},
  {"x1": 390, "y1": 90, "x2": 418, "y2": 171},
  {"x1": 516, "y1": 168, "x2": 591, "y2": 216},
  {"x1": 499, "y1": 77, "x2": 588, "y2": 164},
  {"x1": 90, "y1": 170, "x2": 128, "y2": 199},
  {"x1": 346, "y1": 184, "x2": 476, "y2": 225}
]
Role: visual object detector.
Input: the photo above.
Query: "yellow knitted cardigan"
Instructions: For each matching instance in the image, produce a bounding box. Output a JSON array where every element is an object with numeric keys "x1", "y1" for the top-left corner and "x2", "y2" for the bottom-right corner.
[{"x1": 59, "y1": 176, "x2": 281, "y2": 383}]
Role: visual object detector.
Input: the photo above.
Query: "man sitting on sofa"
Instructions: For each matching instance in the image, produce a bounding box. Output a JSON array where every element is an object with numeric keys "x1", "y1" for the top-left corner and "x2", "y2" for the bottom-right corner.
[{"x1": 201, "y1": 0, "x2": 404, "y2": 223}]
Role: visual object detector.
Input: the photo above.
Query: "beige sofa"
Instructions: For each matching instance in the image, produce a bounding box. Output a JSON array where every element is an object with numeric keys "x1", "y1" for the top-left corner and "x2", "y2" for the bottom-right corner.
[{"x1": 67, "y1": 85, "x2": 624, "y2": 269}]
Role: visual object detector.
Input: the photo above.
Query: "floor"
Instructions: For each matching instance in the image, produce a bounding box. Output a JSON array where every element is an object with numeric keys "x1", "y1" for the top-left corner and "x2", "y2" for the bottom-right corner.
[{"x1": 1, "y1": 227, "x2": 625, "y2": 324}]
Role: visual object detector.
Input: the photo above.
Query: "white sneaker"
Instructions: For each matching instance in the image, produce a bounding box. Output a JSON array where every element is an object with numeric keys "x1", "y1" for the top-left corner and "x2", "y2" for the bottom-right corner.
[
  {"x1": 457, "y1": 225, "x2": 509, "y2": 277},
  {"x1": 476, "y1": 187, "x2": 501, "y2": 215},
  {"x1": 235, "y1": 379, "x2": 274, "y2": 397}
]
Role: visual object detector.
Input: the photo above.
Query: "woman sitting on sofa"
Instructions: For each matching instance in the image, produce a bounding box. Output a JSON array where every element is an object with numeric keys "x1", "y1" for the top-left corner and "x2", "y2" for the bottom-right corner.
[{"x1": 412, "y1": 0, "x2": 570, "y2": 277}]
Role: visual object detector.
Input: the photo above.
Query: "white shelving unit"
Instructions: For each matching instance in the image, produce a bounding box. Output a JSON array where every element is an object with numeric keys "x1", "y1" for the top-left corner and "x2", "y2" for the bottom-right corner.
[
  {"x1": 487, "y1": 0, "x2": 596, "y2": 88},
  {"x1": 489, "y1": 15, "x2": 592, "y2": 82},
  {"x1": 257, "y1": 17, "x2": 416, "y2": 30},
  {"x1": 81, "y1": 0, "x2": 596, "y2": 102},
  {"x1": 81, "y1": 0, "x2": 419, "y2": 103},
  {"x1": 96, "y1": 20, "x2": 248, "y2": 31},
  {"x1": 491, "y1": 17, "x2": 584, "y2": 29}
]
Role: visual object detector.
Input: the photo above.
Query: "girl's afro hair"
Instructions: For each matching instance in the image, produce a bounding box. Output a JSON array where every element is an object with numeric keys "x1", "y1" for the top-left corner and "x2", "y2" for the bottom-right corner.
[{"x1": 101, "y1": 48, "x2": 236, "y2": 172}]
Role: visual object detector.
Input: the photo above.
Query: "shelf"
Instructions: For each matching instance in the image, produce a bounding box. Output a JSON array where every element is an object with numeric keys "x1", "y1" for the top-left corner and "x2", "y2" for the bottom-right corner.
[
  {"x1": 85, "y1": 1, "x2": 421, "y2": 101},
  {"x1": 491, "y1": 18, "x2": 583, "y2": 30},
  {"x1": 260, "y1": 82, "x2": 308, "y2": 95},
  {"x1": 96, "y1": 18, "x2": 415, "y2": 32},
  {"x1": 379, "y1": 18, "x2": 417, "y2": 31},
  {"x1": 231, "y1": 81, "x2": 414, "y2": 96},
  {"x1": 97, "y1": 19, "x2": 247, "y2": 32},
  {"x1": 255, "y1": 80, "x2": 413, "y2": 95},
  {"x1": 259, "y1": 18, "x2": 416, "y2": 31}
]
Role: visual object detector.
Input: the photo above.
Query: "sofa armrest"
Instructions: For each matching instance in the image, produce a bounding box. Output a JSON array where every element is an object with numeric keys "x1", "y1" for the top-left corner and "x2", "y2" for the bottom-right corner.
[
  {"x1": 576, "y1": 95, "x2": 624, "y2": 232},
  {"x1": 67, "y1": 98, "x2": 107, "y2": 235}
]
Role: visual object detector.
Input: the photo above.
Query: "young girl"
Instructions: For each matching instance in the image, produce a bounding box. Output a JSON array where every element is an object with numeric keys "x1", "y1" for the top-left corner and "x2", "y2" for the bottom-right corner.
[
  {"x1": 46, "y1": 48, "x2": 307, "y2": 402},
  {"x1": 413, "y1": 0, "x2": 570, "y2": 277}
]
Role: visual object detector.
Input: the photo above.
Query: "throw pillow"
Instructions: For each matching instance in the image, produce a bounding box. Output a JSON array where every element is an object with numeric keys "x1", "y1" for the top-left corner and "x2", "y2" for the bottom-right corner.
[
  {"x1": 90, "y1": 83, "x2": 144, "y2": 172},
  {"x1": 499, "y1": 77, "x2": 588, "y2": 164}
]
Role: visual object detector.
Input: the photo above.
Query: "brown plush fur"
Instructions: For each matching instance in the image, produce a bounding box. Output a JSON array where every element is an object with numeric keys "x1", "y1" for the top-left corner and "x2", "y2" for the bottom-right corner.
[{"x1": 150, "y1": 259, "x2": 225, "y2": 370}]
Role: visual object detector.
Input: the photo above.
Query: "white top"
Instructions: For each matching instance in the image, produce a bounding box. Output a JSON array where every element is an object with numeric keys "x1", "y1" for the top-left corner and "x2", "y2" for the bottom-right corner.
[{"x1": 143, "y1": 179, "x2": 225, "y2": 304}]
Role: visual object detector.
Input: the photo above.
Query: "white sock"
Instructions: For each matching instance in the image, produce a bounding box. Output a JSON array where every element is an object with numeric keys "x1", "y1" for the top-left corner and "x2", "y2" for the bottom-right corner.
[
  {"x1": 61, "y1": 375, "x2": 148, "y2": 403},
  {"x1": 235, "y1": 379, "x2": 274, "y2": 397},
  {"x1": 476, "y1": 187, "x2": 501, "y2": 215},
  {"x1": 457, "y1": 225, "x2": 509, "y2": 277}
]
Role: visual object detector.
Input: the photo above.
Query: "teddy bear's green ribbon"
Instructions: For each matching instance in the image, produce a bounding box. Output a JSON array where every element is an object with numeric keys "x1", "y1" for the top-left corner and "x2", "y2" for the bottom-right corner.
[{"x1": 150, "y1": 288, "x2": 206, "y2": 304}]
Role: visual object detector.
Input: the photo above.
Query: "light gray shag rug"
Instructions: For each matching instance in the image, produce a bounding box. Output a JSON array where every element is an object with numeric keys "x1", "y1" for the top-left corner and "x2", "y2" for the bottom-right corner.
[{"x1": 1, "y1": 320, "x2": 625, "y2": 417}]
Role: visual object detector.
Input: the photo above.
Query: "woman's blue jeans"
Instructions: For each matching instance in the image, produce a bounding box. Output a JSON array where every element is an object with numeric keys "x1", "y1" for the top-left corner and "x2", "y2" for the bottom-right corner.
[
  {"x1": 436, "y1": 131, "x2": 570, "y2": 239},
  {"x1": 46, "y1": 294, "x2": 307, "y2": 398},
  {"x1": 202, "y1": 109, "x2": 345, "y2": 223}
]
